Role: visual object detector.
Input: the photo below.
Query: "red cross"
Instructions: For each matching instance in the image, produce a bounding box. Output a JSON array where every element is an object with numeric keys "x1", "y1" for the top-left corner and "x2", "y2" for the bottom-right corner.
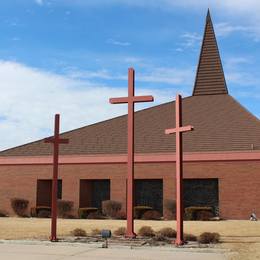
[
  {"x1": 165, "y1": 94, "x2": 193, "y2": 246},
  {"x1": 44, "y1": 114, "x2": 69, "y2": 242},
  {"x1": 110, "y1": 68, "x2": 154, "y2": 238}
]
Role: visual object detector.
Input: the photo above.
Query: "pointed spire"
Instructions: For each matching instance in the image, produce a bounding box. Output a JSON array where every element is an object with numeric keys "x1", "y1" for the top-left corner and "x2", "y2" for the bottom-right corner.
[{"x1": 192, "y1": 9, "x2": 228, "y2": 96}]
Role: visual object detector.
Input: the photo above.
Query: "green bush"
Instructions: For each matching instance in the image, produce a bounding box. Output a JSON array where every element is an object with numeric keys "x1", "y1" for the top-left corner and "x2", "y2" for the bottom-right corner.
[
  {"x1": 102, "y1": 200, "x2": 122, "y2": 218},
  {"x1": 78, "y1": 207, "x2": 98, "y2": 219},
  {"x1": 141, "y1": 210, "x2": 162, "y2": 220},
  {"x1": 71, "y1": 228, "x2": 87, "y2": 237},
  {"x1": 138, "y1": 226, "x2": 155, "y2": 237},
  {"x1": 184, "y1": 206, "x2": 213, "y2": 220},
  {"x1": 198, "y1": 232, "x2": 220, "y2": 244},
  {"x1": 57, "y1": 200, "x2": 73, "y2": 218},
  {"x1": 157, "y1": 227, "x2": 176, "y2": 238},
  {"x1": 113, "y1": 227, "x2": 126, "y2": 236},
  {"x1": 134, "y1": 206, "x2": 153, "y2": 219},
  {"x1": 10, "y1": 198, "x2": 29, "y2": 217}
]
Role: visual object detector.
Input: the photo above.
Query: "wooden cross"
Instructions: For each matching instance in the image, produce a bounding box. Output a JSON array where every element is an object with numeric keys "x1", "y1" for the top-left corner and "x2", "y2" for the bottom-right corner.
[
  {"x1": 165, "y1": 94, "x2": 193, "y2": 246},
  {"x1": 110, "y1": 68, "x2": 154, "y2": 238},
  {"x1": 44, "y1": 114, "x2": 69, "y2": 242}
]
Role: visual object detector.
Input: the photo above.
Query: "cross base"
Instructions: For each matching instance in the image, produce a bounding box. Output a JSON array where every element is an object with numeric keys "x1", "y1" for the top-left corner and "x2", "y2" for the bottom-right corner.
[
  {"x1": 125, "y1": 232, "x2": 137, "y2": 239},
  {"x1": 174, "y1": 239, "x2": 187, "y2": 246},
  {"x1": 50, "y1": 235, "x2": 58, "y2": 242}
]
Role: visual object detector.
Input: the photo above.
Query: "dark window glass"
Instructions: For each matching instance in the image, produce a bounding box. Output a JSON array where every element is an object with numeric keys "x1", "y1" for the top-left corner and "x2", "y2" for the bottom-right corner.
[
  {"x1": 134, "y1": 179, "x2": 163, "y2": 213},
  {"x1": 184, "y1": 178, "x2": 219, "y2": 215}
]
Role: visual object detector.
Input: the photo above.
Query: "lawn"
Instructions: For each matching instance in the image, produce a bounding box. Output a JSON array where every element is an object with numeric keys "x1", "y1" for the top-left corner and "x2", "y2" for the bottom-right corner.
[{"x1": 0, "y1": 218, "x2": 259, "y2": 259}]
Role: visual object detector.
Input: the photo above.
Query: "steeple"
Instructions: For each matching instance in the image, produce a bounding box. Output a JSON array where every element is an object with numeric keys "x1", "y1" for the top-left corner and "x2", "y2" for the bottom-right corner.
[{"x1": 192, "y1": 9, "x2": 228, "y2": 96}]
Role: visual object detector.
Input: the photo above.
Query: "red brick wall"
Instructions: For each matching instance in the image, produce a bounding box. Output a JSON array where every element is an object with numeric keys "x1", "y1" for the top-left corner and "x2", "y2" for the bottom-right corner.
[{"x1": 0, "y1": 161, "x2": 259, "y2": 219}]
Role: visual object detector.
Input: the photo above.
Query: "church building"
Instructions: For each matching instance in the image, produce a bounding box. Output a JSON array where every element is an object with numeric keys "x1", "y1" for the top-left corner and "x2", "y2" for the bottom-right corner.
[{"x1": 0, "y1": 11, "x2": 259, "y2": 219}]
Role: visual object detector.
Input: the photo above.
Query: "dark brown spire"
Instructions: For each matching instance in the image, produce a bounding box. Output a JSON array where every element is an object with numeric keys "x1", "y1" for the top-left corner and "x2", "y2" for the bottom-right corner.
[{"x1": 192, "y1": 9, "x2": 228, "y2": 96}]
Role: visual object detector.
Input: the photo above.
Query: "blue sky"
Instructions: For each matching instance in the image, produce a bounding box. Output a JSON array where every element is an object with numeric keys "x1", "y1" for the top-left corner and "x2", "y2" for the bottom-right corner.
[{"x1": 0, "y1": 0, "x2": 260, "y2": 150}]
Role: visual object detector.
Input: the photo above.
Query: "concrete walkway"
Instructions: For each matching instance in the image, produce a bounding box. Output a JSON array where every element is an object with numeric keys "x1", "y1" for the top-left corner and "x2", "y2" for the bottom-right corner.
[{"x1": 0, "y1": 240, "x2": 228, "y2": 260}]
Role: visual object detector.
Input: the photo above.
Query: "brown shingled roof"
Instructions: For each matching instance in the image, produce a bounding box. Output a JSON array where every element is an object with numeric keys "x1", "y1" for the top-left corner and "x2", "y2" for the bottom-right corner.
[
  {"x1": 1, "y1": 10, "x2": 259, "y2": 157},
  {"x1": 1, "y1": 94, "x2": 260, "y2": 156},
  {"x1": 192, "y1": 9, "x2": 228, "y2": 96}
]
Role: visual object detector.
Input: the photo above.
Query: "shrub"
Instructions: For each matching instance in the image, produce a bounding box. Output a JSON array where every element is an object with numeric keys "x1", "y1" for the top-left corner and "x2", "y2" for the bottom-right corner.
[
  {"x1": 198, "y1": 232, "x2": 220, "y2": 244},
  {"x1": 138, "y1": 226, "x2": 155, "y2": 237},
  {"x1": 113, "y1": 227, "x2": 126, "y2": 236},
  {"x1": 102, "y1": 200, "x2": 122, "y2": 218},
  {"x1": 35, "y1": 206, "x2": 51, "y2": 217},
  {"x1": 78, "y1": 207, "x2": 98, "y2": 219},
  {"x1": 38, "y1": 210, "x2": 51, "y2": 218},
  {"x1": 164, "y1": 199, "x2": 176, "y2": 220},
  {"x1": 57, "y1": 200, "x2": 73, "y2": 218},
  {"x1": 184, "y1": 206, "x2": 213, "y2": 220},
  {"x1": 115, "y1": 210, "x2": 126, "y2": 220},
  {"x1": 91, "y1": 228, "x2": 101, "y2": 236},
  {"x1": 31, "y1": 207, "x2": 37, "y2": 217},
  {"x1": 86, "y1": 212, "x2": 105, "y2": 219},
  {"x1": 157, "y1": 227, "x2": 176, "y2": 238},
  {"x1": 184, "y1": 233, "x2": 197, "y2": 241},
  {"x1": 71, "y1": 228, "x2": 87, "y2": 237},
  {"x1": 0, "y1": 210, "x2": 8, "y2": 217},
  {"x1": 11, "y1": 198, "x2": 29, "y2": 217},
  {"x1": 63, "y1": 214, "x2": 77, "y2": 219},
  {"x1": 196, "y1": 210, "x2": 214, "y2": 221},
  {"x1": 153, "y1": 234, "x2": 168, "y2": 242},
  {"x1": 142, "y1": 210, "x2": 162, "y2": 220},
  {"x1": 134, "y1": 206, "x2": 153, "y2": 219}
]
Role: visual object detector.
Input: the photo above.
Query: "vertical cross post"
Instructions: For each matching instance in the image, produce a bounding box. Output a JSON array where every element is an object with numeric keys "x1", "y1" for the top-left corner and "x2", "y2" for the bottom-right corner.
[
  {"x1": 44, "y1": 114, "x2": 69, "y2": 242},
  {"x1": 109, "y1": 68, "x2": 154, "y2": 238},
  {"x1": 165, "y1": 94, "x2": 193, "y2": 246}
]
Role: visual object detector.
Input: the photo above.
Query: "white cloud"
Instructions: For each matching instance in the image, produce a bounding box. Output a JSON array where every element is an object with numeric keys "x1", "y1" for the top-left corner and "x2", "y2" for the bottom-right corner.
[
  {"x1": 56, "y1": 0, "x2": 260, "y2": 37},
  {"x1": 175, "y1": 48, "x2": 184, "y2": 52},
  {"x1": 224, "y1": 56, "x2": 259, "y2": 88},
  {"x1": 138, "y1": 68, "x2": 194, "y2": 85},
  {"x1": 226, "y1": 71, "x2": 259, "y2": 87},
  {"x1": 106, "y1": 38, "x2": 131, "y2": 47},
  {"x1": 65, "y1": 66, "x2": 194, "y2": 86},
  {"x1": 35, "y1": 0, "x2": 44, "y2": 5},
  {"x1": 224, "y1": 57, "x2": 251, "y2": 69},
  {"x1": 181, "y1": 32, "x2": 202, "y2": 48},
  {"x1": 0, "y1": 61, "x2": 180, "y2": 150},
  {"x1": 215, "y1": 23, "x2": 252, "y2": 37},
  {"x1": 67, "y1": 69, "x2": 121, "y2": 80}
]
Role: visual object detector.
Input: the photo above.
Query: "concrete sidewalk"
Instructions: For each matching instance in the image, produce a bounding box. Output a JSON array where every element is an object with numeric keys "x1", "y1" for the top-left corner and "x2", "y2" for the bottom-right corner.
[{"x1": 0, "y1": 240, "x2": 229, "y2": 260}]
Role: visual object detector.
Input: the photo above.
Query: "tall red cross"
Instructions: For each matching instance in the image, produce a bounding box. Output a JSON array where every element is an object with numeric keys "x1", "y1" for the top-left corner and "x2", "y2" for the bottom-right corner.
[
  {"x1": 44, "y1": 114, "x2": 69, "y2": 242},
  {"x1": 110, "y1": 68, "x2": 154, "y2": 238},
  {"x1": 165, "y1": 94, "x2": 193, "y2": 246}
]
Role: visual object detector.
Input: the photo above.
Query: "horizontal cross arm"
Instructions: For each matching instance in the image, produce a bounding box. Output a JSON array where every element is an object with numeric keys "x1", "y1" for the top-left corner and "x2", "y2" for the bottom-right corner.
[
  {"x1": 59, "y1": 139, "x2": 69, "y2": 144},
  {"x1": 109, "y1": 97, "x2": 129, "y2": 104},
  {"x1": 133, "y1": 95, "x2": 154, "y2": 103},
  {"x1": 44, "y1": 137, "x2": 69, "y2": 144},
  {"x1": 165, "y1": 125, "x2": 194, "y2": 135},
  {"x1": 110, "y1": 95, "x2": 154, "y2": 104}
]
